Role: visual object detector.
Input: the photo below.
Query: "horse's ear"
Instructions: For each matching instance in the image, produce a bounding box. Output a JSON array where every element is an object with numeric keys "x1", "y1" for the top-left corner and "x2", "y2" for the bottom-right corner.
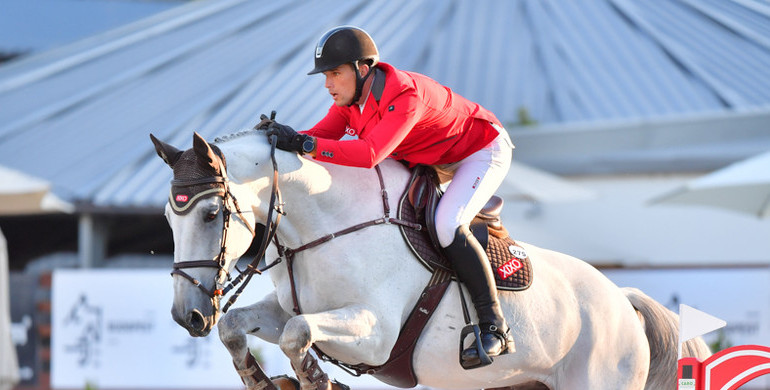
[
  {"x1": 150, "y1": 133, "x2": 183, "y2": 168},
  {"x1": 192, "y1": 132, "x2": 223, "y2": 176}
]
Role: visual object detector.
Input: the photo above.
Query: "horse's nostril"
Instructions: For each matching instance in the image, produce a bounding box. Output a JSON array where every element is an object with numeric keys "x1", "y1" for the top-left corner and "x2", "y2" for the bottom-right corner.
[{"x1": 187, "y1": 309, "x2": 207, "y2": 332}]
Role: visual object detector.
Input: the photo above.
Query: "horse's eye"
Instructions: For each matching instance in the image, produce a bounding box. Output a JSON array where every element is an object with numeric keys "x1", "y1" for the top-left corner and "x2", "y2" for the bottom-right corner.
[{"x1": 205, "y1": 211, "x2": 218, "y2": 222}]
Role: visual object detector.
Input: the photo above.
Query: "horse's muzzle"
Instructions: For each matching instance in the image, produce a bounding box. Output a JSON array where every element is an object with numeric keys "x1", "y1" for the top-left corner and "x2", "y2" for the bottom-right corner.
[{"x1": 172, "y1": 307, "x2": 214, "y2": 337}]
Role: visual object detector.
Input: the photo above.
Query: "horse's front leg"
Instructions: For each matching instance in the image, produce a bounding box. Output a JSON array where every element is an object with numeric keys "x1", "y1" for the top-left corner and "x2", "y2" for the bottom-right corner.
[
  {"x1": 280, "y1": 304, "x2": 392, "y2": 390},
  {"x1": 218, "y1": 291, "x2": 293, "y2": 390}
]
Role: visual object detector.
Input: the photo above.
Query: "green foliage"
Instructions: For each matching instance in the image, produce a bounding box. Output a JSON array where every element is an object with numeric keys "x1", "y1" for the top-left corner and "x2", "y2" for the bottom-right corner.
[
  {"x1": 517, "y1": 106, "x2": 536, "y2": 126},
  {"x1": 505, "y1": 106, "x2": 537, "y2": 129},
  {"x1": 250, "y1": 346, "x2": 265, "y2": 366},
  {"x1": 709, "y1": 329, "x2": 732, "y2": 352}
]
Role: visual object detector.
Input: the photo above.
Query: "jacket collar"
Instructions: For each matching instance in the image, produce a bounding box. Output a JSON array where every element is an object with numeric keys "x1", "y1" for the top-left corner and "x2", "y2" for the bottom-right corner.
[{"x1": 359, "y1": 67, "x2": 387, "y2": 124}]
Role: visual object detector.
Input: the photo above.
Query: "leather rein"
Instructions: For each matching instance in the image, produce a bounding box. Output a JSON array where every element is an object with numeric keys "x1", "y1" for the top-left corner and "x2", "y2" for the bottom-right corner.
[
  {"x1": 170, "y1": 133, "x2": 421, "y2": 318},
  {"x1": 170, "y1": 132, "x2": 433, "y2": 377},
  {"x1": 170, "y1": 134, "x2": 284, "y2": 313}
]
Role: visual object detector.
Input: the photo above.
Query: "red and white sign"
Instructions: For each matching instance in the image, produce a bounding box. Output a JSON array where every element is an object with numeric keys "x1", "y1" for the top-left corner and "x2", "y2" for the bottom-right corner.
[{"x1": 678, "y1": 345, "x2": 770, "y2": 390}]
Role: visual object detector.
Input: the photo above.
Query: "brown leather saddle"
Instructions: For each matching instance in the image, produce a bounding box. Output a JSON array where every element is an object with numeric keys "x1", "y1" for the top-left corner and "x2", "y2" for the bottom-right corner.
[
  {"x1": 350, "y1": 166, "x2": 533, "y2": 387},
  {"x1": 401, "y1": 165, "x2": 533, "y2": 291}
]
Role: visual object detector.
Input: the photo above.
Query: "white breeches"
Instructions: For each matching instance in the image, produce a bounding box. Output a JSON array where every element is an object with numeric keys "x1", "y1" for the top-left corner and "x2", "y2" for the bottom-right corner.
[{"x1": 433, "y1": 125, "x2": 514, "y2": 248}]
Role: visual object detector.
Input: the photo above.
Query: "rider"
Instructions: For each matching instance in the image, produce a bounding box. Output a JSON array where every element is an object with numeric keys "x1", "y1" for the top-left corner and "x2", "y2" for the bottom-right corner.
[{"x1": 262, "y1": 26, "x2": 515, "y2": 365}]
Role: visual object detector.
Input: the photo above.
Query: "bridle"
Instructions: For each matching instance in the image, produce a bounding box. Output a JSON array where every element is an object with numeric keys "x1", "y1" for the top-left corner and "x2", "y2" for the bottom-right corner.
[
  {"x1": 167, "y1": 129, "x2": 432, "y2": 377},
  {"x1": 169, "y1": 130, "x2": 422, "y2": 320},
  {"x1": 168, "y1": 129, "x2": 473, "y2": 379},
  {"x1": 170, "y1": 133, "x2": 284, "y2": 313}
]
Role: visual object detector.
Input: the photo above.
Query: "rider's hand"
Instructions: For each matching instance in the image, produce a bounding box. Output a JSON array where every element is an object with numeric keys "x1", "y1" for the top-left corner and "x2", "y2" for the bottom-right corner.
[{"x1": 266, "y1": 121, "x2": 311, "y2": 155}]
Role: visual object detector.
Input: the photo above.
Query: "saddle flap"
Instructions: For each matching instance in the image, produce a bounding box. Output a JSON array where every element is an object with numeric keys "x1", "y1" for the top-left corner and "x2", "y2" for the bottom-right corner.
[{"x1": 407, "y1": 174, "x2": 429, "y2": 211}]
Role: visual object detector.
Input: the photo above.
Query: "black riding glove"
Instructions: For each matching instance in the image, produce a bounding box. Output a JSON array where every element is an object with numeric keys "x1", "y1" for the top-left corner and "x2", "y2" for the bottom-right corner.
[{"x1": 266, "y1": 121, "x2": 312, "y2": 155}]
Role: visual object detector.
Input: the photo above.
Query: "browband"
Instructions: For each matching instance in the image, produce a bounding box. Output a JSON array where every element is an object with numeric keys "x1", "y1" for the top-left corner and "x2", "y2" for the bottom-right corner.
[{"x1": 169, "y1": 187, "x2": 225, "y2": 215}]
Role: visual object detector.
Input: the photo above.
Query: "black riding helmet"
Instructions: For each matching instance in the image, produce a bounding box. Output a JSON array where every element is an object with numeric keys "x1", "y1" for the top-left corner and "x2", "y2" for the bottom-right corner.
[{"x1": 308, "y1": 26, "x2": 379, "y2": 106}]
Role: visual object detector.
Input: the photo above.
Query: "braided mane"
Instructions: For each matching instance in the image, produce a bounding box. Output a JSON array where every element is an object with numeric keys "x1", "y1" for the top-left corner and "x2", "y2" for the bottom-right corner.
[{"x1": 212, "y1": 128, "x2": 266, "y2": 145}]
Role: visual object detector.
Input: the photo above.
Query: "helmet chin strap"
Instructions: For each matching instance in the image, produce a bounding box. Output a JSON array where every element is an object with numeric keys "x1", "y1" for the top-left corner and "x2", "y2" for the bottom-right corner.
[{"x1": 348, "y1": 60, "x2": 375, "y2": 107}]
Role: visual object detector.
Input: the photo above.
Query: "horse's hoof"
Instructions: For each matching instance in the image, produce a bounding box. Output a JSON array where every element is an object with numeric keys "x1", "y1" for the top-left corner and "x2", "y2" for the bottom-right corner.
[{"x1": 270, "y1": 375, "x2": 300, "y2": 390}]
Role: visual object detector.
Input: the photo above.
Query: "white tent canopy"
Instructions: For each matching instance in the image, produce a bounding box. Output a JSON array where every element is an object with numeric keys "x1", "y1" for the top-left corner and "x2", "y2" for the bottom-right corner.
[
  {"x1": 0, "y1": 165, "x2": 73, "y2": 215},
  {"x1": 501, "y1": 161, "x2": 596, "y2": 203},
  {"x1": 651, "y1": 150, "x2": 770, "y2": 219}
]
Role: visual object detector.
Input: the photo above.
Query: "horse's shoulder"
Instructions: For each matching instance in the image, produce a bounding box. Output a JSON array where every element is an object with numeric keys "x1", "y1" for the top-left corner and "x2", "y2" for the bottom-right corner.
[{"x1": 379, "y1": 159, "x2": 411, "y2": 180}]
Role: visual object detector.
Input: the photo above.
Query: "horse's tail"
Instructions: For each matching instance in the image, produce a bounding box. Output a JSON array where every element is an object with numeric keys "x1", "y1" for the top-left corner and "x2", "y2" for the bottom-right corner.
[{"x1": 622, "y1": 287, "x2": 712, "y2": 390}]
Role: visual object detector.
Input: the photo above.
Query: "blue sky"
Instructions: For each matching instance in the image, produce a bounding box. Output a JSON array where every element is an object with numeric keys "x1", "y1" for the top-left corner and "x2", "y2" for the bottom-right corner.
[{"x1": 0, "y1": 0, "x2": 184, "y2": 54}]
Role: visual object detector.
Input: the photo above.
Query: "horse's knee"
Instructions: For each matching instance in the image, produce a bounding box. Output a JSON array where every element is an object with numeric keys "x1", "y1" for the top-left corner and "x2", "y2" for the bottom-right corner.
[
  {"x1": 279, "y1": 316, "x2": 312, "y2": 357},
  {"x1": 218, "y1": 311, "x2": 248, "y2": 352}
]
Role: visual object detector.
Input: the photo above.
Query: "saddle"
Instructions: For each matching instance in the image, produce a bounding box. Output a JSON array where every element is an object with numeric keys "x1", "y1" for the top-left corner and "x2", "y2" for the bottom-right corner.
[
  {"x1": 402, "y1": 165, "x2": 533, "y2": 291},
  {"x1": 354, "y1": 166, "x2": 533, "y2": 387}
]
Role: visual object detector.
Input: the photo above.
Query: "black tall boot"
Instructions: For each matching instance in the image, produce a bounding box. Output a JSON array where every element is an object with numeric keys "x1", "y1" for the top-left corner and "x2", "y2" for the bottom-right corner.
[{"x1": 444, "y1": 225, "x2": 514, "y2": 365}]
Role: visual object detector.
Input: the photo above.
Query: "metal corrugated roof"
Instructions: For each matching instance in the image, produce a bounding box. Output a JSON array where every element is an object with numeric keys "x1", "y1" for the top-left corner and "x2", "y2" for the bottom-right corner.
[{"x1": 0, "y1": 0, "x2": 768, "y2": 211}]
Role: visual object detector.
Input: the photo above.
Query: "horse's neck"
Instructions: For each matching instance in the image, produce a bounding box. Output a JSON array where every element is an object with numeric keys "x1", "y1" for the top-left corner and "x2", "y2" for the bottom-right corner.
[
  {"x1": 277, "y1": 160, "x2": 408, "y2": 248},
  {"x1": 217, "y1": 134, "x2": 410, "y2": 249}
]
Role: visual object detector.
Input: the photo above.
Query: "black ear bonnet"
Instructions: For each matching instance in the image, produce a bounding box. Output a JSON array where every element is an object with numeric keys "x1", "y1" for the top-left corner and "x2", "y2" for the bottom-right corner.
[{"x1": 169, "y1": 145, "x2": 227, "y2": 215}]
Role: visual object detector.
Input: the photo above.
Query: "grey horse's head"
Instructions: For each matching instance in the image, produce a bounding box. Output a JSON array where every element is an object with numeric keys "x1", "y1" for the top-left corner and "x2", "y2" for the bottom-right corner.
[{"x1": 150, "y1": 132, "x2": 258, "y2": 336}]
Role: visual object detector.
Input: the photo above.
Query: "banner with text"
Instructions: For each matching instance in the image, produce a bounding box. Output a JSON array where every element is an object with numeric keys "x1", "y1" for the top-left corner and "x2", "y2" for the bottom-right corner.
[
  {"x1": 51, "y1": 269, "x2": 272, "y2": 389},
  {"x1": 51, "y1": 269, "x2": 391, "y2": 390}
]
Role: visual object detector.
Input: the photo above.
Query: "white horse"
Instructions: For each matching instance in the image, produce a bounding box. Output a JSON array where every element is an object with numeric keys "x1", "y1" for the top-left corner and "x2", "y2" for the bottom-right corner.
[{"x1": 151, "y1": 130, "x2": 710, "y2": 390}]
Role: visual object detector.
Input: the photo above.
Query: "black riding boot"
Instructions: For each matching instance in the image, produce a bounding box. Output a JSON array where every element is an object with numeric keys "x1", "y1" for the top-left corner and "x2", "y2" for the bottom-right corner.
[{"x1": 444, "y1": 225, "x2": 514, "y2": 365}]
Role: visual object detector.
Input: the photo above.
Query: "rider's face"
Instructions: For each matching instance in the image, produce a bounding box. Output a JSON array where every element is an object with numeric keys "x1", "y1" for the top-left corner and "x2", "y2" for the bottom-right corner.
[{"x1": 322, "y1": 64, "x2": 367, "y2": 106}]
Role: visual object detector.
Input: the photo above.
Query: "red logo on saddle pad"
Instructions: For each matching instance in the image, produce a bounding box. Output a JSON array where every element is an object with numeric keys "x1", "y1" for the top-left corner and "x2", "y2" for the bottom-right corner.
[
  {"x1": 175, "y1": 194, "x2": 189, "y2": 203},
  {"x1": 497, "y1": 259, "x2": 523, "y2": 280}
]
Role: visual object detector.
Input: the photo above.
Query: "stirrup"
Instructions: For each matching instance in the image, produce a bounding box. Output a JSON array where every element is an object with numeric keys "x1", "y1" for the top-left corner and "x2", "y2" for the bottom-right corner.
[
  {"x1": 459, "y1": 323, "x2": 493, "y2": 369},
  {"x1": 458, "y1": 324, "x2": 512, "y2": 370}
]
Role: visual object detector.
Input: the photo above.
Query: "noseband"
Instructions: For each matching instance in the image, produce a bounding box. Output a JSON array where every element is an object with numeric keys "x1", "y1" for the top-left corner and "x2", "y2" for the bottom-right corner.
[{"x1": 170, "y1": 134, "x2": 284, "y2": 313}]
